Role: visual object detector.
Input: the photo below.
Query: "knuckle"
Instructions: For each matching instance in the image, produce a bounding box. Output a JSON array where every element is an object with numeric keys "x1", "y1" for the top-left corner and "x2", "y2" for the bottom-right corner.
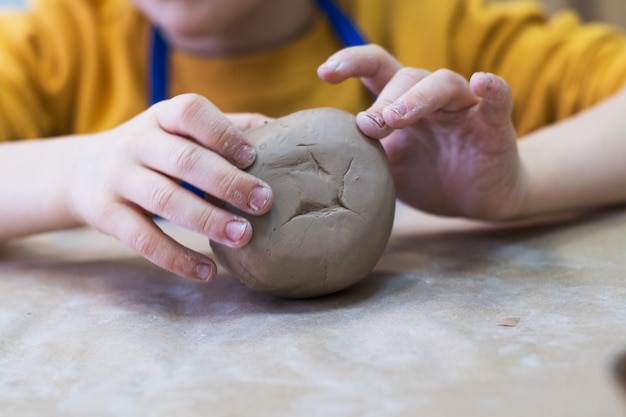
[
  {"x1": 152, "y1": 93, "x2": 209, "y2": 130},
  {"x1": 196, "y1": 205, "x2": 220, "y2": 236},
  {"x1": 407, "y1": 86, "x2": 430, "y2": 106},
  {"x1": 217, "y1": 169, "x2": 246, "y2": 204},
  {"x1": 397, "y1": 67, "x2": 428, "y2": 83},
  {"x1": 171, "y1": 143, "x2": 202, "y2": 175},
  {"x1": 434, "y1": 68, "x2": 465, "y2": 85},
  {"x1": 171, "y1": 93, "x2": 208, "y2": 123},
  {"x1": 129, "y1": 230, "x2": 187, "y2": 278},
  {"x1": 162, "y1": 93, "x2": 246, "y2": 161},
  {"x1": 367, "y1": 43, "x2": 388, "y2": 58},
  {"x1": 433, "y1": 68, "x2": 454, "y2": 78},
  {"x1": 372, "y1": 44, "x2": 402, "y2": 67},
  {"x1": 149, "y1": 182, "x2": 178, "y2": 215},
  {"x1": 128, "y1": 228, "x2": 160, "y2": 260},
  {"x1": 209, "y1": 117, "x2": 238, "y2": 152}
]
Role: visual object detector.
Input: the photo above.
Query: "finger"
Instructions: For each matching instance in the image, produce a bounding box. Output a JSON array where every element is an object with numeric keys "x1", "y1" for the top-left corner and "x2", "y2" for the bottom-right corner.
[
  {"x1": 104, "y1": 202, "x2": 218, "y2": 282},
  {"x1": 119, "y1": 167, "x2": 254, "y2": 248},
  {"x1": 356, "y1": 67, "x2": 431, "y2": 138},
  {"x1": 227, "y1": 113, "x2": 274, "y2": 131},
  {"x1": 318, "y1": 44, "x2": 402, "y2": 95},
  {"x1": 135, "y1": 133, "x2": 272, "y2": 215},
  {"x1": 382, "y1": 69, "x2": 480, "y2": 129},
  {"x1": 469, "y1": 72, "x2": 514, "y2": 126},
  {"x1": 153, "y1": 93, "x2": 257, "y2": 169}
]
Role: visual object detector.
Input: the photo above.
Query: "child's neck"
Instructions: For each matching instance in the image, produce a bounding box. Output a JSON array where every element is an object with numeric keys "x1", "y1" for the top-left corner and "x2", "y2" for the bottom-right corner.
[{"x1": 167, "y1": 0, "x2": 315, "y2": 56}]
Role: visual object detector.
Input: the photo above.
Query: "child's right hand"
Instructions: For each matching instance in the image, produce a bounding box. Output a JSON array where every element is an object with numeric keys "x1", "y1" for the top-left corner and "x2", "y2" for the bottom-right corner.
[{"x1": 68, "y1": 93, "x2": 273, "y2": 282}]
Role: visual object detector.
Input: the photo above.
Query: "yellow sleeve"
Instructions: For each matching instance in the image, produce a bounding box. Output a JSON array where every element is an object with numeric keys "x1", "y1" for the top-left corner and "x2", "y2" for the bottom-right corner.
[
  {"x1": 448, "y1": 0, "x2": 626, "y2": 135},
  {"x1": 0, "y1": 8, "x2": 72, "y2": 141},
  {"x1": 0, "y1": 0, "x2": 148, "y2": 142},
  {"x1": 346, "y1": 0, "x2": 626, "y2": 135}
]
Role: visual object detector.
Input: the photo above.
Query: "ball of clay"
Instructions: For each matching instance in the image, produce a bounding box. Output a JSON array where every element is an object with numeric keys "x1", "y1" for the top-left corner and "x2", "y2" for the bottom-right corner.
[{"x1": 210, "y1": 107, "x2": 395, "y2": 298}]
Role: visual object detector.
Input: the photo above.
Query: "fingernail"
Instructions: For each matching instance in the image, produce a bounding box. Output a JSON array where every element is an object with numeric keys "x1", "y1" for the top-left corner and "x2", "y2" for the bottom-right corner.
[
  {"x1": 388, "y1": 100, "x2": 408, "y2": 119},
  {"x1": 235, "y1": 145, "x2": 256, "y2": 168},
  {"x1": 226, "y1": 219, "x2": 249, "y2": 243},
  {"x1": 248, "y1": 185, "x2": 272, "y2": 212},
  {"x1": 195, "y1": 263, "x2": 214, "y2": 282},
  {"x1": 362, "y1": 111, "x2": 386, "y2": 128}
]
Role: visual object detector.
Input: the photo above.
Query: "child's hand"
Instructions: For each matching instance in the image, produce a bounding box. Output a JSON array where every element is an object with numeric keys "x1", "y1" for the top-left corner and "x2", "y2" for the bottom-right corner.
[
  {"x1": 319, "y1": 45, "x2": 527, "y2": 221},
  {"x1": 69, "y1": 94, "x2": 273, "y2": 282}
]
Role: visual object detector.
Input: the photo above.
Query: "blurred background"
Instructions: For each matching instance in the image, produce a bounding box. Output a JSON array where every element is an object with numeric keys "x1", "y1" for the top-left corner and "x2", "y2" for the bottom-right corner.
[
  {"x1": 544, "y1": 0, "x2": 626, "y2": 26},
  {"x1": 0, "y1": 0, "x2": 625, "y2": 27},
  {"x1": 0, "y1": 0, "x2": 626, "y2": 27},
  {"x1": 0, "y1": 0, "x2": 21, "y2": 7}
]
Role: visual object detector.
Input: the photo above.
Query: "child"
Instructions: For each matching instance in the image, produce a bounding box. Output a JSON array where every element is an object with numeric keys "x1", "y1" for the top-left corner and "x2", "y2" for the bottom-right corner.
[{"x1": 1, "y1": 0, "x2": 626, "y2": 282}]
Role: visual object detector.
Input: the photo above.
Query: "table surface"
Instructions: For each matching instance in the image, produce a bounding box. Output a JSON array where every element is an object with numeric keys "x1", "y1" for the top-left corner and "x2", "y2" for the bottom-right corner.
[{"x1": 1, "y1": 203, "x2": 626, "y2": 417}]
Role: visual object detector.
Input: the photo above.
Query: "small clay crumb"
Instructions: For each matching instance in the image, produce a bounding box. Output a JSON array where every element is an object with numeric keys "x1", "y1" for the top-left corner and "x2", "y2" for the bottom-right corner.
[{"x1": 497, "y1": 317, "x2": 521, "y2": 327}]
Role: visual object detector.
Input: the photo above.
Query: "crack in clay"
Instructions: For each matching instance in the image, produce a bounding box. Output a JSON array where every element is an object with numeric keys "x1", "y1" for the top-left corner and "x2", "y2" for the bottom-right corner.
[
  {"x1": 338, "y1": 158, "x2": 360, "y2": 216},
  {"x1": 309, "y1": 151, "x2": 331, "y2": 176},
  {"x1": 283, "y1": 197, "x2": 358, "y2": 225},
  {"x1": 299, "y1": 221, "x2": 315, "y2": 242},
  {"x1": 264, "y1": 154, "x2": 311, "y2": 170},
  {"x1": 283, "y1": 157, "x2": 360, "y2": 226},
  {"x1": 337, "y1": 198, "x2": 358, "y2": 216},
  {"x1": 343, "y1": 158, "x2": 355, "y2": 182},
  {"x1": 283, "y1": 200, "x2": 336, "y2": 224}
]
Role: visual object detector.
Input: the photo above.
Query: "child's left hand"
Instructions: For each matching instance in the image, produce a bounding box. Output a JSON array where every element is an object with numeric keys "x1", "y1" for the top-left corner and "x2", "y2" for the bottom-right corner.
[{"x1": 319, "y1": 45, "x2": 527, "y2": 221}]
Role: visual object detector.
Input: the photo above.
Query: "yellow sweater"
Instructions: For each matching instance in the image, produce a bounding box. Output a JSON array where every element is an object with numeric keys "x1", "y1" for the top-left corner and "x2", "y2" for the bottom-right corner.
[{"x1": 1, "y1": 0, "x2": 626, "y2": 141}]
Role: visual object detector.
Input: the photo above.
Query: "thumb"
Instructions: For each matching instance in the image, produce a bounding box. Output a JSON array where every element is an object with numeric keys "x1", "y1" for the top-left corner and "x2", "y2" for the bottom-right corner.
[
  {"x1": 469, "y1": 72, "x2": 514, "y2": 127},
  {"x1": 227, "y1": 113, "x2": 274, "y2": 131}
]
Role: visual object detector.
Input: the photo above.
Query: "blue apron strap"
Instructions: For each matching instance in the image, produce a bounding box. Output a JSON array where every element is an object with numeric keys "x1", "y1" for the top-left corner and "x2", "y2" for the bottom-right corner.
[
  {"x1": 149, "y1": 27, "x2": 168, "y2": 105},
  {"x1": 149, "y1": 28, "x2": 205, "y2": 198},
  {"x1": 314, "y1": 0, "x2": 374, "y2": 98},
  {"x1": 314, "y1": 0, "x2": 368, "y2": 47}
]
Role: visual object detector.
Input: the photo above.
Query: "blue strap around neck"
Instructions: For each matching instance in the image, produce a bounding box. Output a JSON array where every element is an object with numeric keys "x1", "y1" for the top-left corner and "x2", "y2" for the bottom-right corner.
[
  {"x1": 314, "y1": 0, "x2": 368, "y2": 48},
  {"x1": 149, "y1": 27, "x2": 169, "y2": 106}
]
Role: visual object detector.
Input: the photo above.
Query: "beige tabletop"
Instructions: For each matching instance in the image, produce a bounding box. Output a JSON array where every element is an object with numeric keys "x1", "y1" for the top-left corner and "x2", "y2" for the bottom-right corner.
[{"x1": 1, "y1": 203, "x2": 625, "y2": 417}]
